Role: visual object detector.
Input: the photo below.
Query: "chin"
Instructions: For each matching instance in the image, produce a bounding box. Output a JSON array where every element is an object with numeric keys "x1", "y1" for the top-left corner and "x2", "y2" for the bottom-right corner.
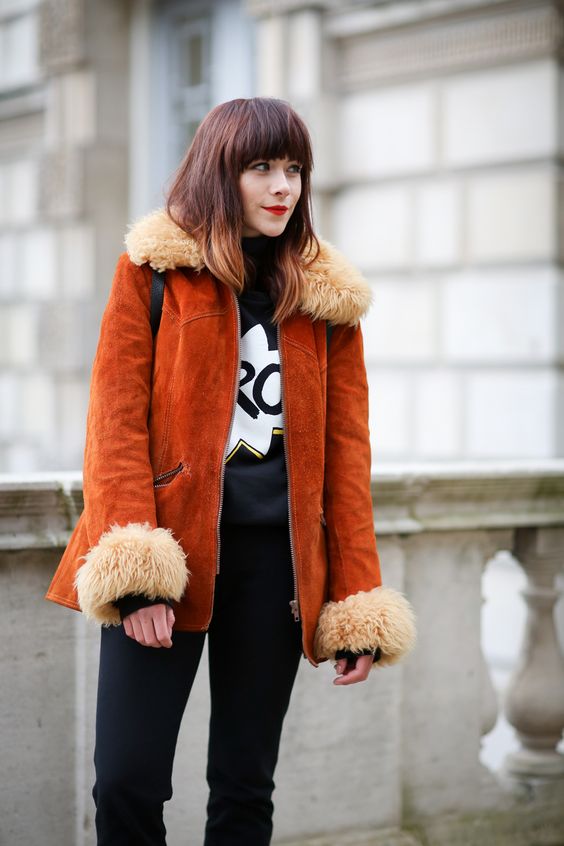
[
  {"x1": 261, "y1": 223, "x2": 288, "y2": 238},
  {"x1": 243, "y1": 214, "x2": 289, "y2": 238}
]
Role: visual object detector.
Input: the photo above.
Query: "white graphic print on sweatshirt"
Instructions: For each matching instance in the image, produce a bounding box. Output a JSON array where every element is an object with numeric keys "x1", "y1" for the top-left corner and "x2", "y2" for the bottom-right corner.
[{"x1": 226, "y1": 319, "x2": 282, "y2": 461}]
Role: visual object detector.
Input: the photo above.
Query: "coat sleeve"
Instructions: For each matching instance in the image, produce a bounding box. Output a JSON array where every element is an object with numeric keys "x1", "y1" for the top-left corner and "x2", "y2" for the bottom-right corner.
[
  {"x1": 74, "y1": 252, "x2": 189, "y2": 626},
  {"x1": 313, "y1": 322, "x2": 416, "y2": 668}
]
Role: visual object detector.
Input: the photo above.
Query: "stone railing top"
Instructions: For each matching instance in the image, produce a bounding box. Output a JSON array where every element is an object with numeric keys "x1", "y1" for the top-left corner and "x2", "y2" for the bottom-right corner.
[
  {"x1": 0, "y1": 471, "x2": 82, "y2": 551},
  {"x1": 1, "y1": 460, "x2": 564, "y2": 550},
  {"x1": 371, "y1": 459, "x2": 564, "y2": 534}
]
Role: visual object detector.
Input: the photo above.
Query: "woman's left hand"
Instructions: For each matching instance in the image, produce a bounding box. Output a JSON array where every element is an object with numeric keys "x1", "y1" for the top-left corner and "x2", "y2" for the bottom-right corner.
[{"x1": 333, "y1": 654, "x2": 373, "y2": 685}]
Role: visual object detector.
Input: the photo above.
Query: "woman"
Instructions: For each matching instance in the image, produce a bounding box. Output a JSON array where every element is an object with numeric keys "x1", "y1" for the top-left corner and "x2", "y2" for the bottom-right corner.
[{"x1": 45, "y1": 97, "x2": 416, "y2": 846}]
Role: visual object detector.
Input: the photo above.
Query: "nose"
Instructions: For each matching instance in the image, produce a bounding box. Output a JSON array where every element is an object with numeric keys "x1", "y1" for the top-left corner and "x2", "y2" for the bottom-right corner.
[{"x1": 269, "y1": 166, "x2": 290, "y2": 197}]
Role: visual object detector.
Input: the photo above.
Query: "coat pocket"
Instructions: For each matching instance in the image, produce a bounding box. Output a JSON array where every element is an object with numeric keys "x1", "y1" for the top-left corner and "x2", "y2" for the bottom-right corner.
[{"x1": 153, "y1": 461, "x2": 184, "y2": 488}]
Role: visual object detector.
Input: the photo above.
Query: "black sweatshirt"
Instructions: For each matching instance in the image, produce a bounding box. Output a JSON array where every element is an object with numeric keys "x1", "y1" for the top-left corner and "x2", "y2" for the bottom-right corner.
[{"x1": 221, "y1": 235, "x2": 288, "y2": 525}]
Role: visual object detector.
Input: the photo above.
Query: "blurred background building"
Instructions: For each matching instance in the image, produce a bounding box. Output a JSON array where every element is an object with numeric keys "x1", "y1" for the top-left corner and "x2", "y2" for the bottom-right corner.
[
  {"x1": 1, "y1": 0, "x2": 562, "y2": 472},
  {"x1": 1, "y1": 2, "x2": 563, "y2": 845}
]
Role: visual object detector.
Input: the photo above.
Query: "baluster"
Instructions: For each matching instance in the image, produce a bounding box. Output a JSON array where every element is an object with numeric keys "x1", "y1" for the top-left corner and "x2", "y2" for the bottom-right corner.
[
  {"x1": 502, "y1": 527, "x2": 564, "y2": 778},
  {"x1": 480, "y1": 553, "x2": 499, "y2": 741}
]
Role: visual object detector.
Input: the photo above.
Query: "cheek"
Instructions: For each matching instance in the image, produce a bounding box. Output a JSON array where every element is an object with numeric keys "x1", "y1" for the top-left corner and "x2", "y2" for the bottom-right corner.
[
  {"x1": 239, "y1": 178, "x2": 255, "y2": 209},
  {"x1": 241, "y1": 186, "x2": 260, "y2": 211}
]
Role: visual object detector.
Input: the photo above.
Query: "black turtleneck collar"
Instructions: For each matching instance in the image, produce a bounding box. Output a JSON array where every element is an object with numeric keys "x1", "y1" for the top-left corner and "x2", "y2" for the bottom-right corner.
[
  {"x1": 241, "y1": 234, "x2": 271, "y2": 260},
  {"x1": 241, "y1": 234, "x2": 273, "y2": 295}
]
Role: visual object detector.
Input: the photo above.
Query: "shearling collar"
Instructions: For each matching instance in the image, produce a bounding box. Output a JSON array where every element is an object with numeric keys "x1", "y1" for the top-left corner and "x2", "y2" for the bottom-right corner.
[{"x1": 124, "y1": 208, "x2": 372, "y2": 326}]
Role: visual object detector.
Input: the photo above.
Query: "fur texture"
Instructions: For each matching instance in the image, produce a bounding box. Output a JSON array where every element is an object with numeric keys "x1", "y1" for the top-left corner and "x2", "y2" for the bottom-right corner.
[
  {"x1": 74, "y1": 521, "x2": 190, "y2": 626},
  {"x1": 124, "y1": 207, "x2": 373, "y2": 326},
  {"x1": 313, "y1": 586, "x2": 417, "y2": 668}
]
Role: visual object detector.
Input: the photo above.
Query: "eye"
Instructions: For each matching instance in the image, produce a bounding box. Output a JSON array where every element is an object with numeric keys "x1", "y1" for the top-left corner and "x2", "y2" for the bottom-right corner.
[{"x1": 251, "y1": 161, "x2": 269, "y2": 171}]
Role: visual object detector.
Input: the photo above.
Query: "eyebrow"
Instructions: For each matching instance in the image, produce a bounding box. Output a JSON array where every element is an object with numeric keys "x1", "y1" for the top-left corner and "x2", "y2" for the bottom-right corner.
[{"x1": 250, "y1": 157, "x2": 301, "y2": 164}]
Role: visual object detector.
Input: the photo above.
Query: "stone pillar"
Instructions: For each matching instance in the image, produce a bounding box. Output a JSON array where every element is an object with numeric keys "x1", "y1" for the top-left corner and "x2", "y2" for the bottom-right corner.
[
  {"x1": 246, "y1": 0, "x2": 337, "y2": 236},
  {"x1": 502, "y1": 527, "x2": 564, "y2": 778},
  {"x1": 255, "y1": 13, "x2": 287, "y2": 98},
  {"x1": 0, "y1": 0, "x2": 131, "y2": 473}
]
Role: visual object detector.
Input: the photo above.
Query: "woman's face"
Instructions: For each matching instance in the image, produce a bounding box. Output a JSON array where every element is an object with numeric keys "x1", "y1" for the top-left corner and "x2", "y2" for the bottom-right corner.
[{"x1": 239, "y1": 157, "x2": 302, "y2": 238}]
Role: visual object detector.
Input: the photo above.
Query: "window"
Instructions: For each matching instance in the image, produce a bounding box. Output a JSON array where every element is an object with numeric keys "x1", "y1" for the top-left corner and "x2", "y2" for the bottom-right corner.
[
  {"x1": 142, "y1": 0, "x2": 254, "y2": 211},
  {"x1": 166, "y1": 6, "x2": 211, "y2": 166}
]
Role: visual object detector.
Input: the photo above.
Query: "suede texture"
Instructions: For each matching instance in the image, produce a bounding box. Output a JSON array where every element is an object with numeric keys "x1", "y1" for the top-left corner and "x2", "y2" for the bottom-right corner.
[{"x1": 45, "y1": 209, "x2": 416, "y2": 668}]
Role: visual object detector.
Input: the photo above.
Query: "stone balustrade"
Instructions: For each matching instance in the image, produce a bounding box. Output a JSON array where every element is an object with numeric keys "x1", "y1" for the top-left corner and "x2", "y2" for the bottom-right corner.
[{"x1": 1, "y1": 461, "x2": 563, "y2": 846}]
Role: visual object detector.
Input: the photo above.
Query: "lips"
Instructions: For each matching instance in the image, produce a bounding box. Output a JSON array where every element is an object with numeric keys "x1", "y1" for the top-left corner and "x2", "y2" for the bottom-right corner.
[{"x1": 262, "y1": 206, "x2": 288, "y2": 216}]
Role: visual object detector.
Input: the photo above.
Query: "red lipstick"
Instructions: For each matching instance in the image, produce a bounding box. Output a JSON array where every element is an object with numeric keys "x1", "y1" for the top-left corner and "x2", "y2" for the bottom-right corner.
[{"x1": 263, "y1": 206, "x2": 288, "y2": 215}]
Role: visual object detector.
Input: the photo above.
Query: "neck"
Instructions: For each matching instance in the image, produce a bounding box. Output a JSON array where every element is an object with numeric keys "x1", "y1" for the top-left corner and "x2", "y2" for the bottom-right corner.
[{"x1": 241, "y1": 233, "x2": 271, "y2": 251}]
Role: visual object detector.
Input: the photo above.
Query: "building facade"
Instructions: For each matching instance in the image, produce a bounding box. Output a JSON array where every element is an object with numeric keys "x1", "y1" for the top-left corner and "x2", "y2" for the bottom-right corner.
[{"x1": 0, "y1": 0, "x2": 562, "y2": 471}]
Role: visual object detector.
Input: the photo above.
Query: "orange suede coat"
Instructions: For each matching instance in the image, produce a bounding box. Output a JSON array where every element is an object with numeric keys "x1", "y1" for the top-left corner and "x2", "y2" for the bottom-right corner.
[{"x1": 45, "y1": 209, "x2": 416, "y2": 668}]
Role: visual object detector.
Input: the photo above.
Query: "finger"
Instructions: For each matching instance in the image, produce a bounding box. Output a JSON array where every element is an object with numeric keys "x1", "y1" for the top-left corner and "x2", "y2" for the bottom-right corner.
[
  {"x1": 153, "y1": 607, "x2": 173, "y2": 648},
  {"x1": 356, "y1": 655, "x2": 374, "y2": 677},
  {"x1": 123, "y1": 616, "x2": 134, "y2": 638},
  {"x1": 140, "y1": 614, "x2": 160, "y2": 648},
  {"x1": 334, "y1": 656, "x2": 372, "y2": 685},
  {"x1": 130, "y1": 615, "x2": 146, "y2": 646},
  {"x1": 334, "y1": 666, "x2": 364, "y2": 685},
  {"x1": 334, "y1": 659, "x2": 348, "y2": 676},
  {"x1": 166, "y1": 605, "x2": 175, "y2": 638}
]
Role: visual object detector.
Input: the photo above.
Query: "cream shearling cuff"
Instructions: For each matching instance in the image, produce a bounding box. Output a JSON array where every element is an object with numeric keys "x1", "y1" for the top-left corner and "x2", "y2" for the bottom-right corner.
[
  {"x1": 314, "y1": 586, "x2": 417, "y2": 668},
  {"x1": 74, "y1": 521, "x2": 189, "y2": 626}
]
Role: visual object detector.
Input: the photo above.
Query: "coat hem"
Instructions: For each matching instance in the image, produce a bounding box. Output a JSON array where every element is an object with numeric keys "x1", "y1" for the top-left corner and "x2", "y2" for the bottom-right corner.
[{"x1": 45, "y1": 591, "x2": 81, "y2": 612}]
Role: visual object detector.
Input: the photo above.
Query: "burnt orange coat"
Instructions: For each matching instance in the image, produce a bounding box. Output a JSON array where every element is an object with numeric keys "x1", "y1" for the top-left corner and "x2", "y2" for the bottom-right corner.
[{"x1": 45, "y1": 209, "x2": 416, "y2": 668}]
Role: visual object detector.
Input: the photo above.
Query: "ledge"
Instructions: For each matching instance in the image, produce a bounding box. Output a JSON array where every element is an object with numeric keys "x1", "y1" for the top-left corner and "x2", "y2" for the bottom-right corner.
[
  {"x1": 371, "y1": 459, "x2": 564, "y2": 534},
  {"x1": 0, "y1": 471, "x2": 82, "y2": 550},
  {"x1": 1, "y1": 461, "x2": 564, "y2": 550}
]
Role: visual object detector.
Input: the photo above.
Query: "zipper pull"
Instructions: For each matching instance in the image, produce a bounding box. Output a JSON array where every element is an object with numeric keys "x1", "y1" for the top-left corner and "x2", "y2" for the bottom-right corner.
[{"x1": 289, "y1": 599, "x2": 300, "y2": 622}]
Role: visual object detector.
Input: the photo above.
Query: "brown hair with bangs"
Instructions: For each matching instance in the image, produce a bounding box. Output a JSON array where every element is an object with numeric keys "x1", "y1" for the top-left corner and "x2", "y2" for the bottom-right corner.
[{"x1": 164, "y1": 97, "x2": 320, "y2": 324}]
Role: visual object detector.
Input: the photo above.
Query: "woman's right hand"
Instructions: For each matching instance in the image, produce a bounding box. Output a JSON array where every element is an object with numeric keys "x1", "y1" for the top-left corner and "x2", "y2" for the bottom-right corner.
[{"x1": 123, "y1": 603, "x2": 175, "y2": 648}]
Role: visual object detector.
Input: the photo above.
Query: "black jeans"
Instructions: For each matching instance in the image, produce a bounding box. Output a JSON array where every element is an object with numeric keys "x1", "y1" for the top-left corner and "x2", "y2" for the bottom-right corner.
[{"x1": 92, "y1": 522, "x2": 303, "y2": 846}]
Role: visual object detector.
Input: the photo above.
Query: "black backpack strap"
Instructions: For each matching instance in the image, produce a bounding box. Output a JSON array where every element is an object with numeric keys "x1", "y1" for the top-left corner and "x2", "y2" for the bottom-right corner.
[
  {"x1": 150, "y1": 269, "x2": 166, "y2": 338},
  {"x1": 150, "y1": 274, "x2": 332, "y2": 350},
  {"x1": 326, "y1": 320, "x2": 334, "y2": 353}
]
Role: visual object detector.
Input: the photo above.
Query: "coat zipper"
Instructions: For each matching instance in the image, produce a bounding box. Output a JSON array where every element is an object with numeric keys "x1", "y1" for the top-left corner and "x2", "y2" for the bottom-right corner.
[
  {"x1": 215, "y1": 288, "x2": 241, "y2": 576},
  {"x1": 277, "y1": 322, "x2": 300, "y2": 623}
]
